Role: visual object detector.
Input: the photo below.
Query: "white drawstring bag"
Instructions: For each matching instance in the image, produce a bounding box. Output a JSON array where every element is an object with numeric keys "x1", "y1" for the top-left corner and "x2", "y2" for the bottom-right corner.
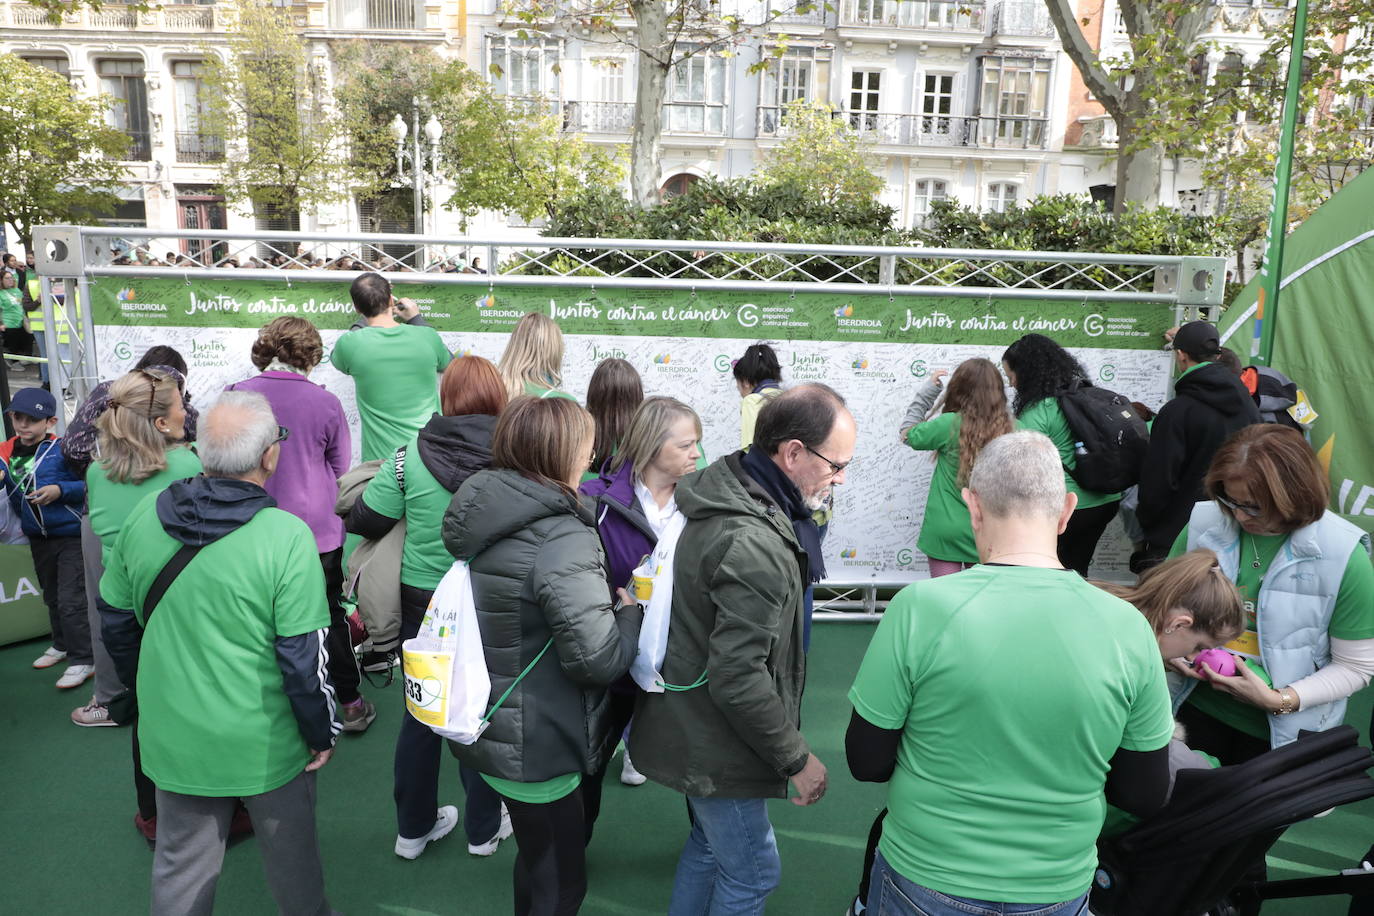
[
  {"x1": 401, "y1": 561, "x2": 492, "y2": 744},
  {"x1": 631, "y1": 512, "x2": 688, "y2": 693}
]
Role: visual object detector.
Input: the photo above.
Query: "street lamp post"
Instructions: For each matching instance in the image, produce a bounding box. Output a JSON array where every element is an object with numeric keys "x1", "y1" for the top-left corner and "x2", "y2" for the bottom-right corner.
[{"x1": 390, "y1": 103, "x2": 443, "y2": 265}]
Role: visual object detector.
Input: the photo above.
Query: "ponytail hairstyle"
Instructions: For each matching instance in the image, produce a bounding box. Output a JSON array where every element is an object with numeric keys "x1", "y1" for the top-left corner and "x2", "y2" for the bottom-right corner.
[
  {"x1": 940, "y1": 357, "x2": 1014, "y2": 487},
  {"x1": 96, "y1": 368, "x2": 184, "y2": 484},
  {"x1": 732, "y1": 343, "x2": 782, "y2": 390},
  {"x1": 1097, "y1": 549, "x2": 1245, "y2": 644}
]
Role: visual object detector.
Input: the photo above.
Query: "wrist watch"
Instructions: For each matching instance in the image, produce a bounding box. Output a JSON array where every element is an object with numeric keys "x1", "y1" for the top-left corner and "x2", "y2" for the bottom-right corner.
[{"x1": 1276, "y1": 688, "x2": 1298, "y2": 715}]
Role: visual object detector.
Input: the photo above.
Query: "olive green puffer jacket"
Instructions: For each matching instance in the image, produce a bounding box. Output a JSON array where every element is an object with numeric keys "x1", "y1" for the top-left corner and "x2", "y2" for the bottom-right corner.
[{"x1": 441, "y1": 468, "x2": 642, "y2": 782}]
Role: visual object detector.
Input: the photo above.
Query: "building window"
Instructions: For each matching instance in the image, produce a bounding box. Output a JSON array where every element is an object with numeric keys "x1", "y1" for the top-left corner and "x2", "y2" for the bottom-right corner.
[
  {"x1": 97, "y1": 59, "x2": 152, "y2": 161},
  {"x1": 172, "y1": 61, "x2": 223, "y2": 164},
  {"x1": 253, "y1": 199, "x2": 301, "y2": 261},
  {"x1": 912, "y1": 178, "x2": 948, "y2": 226},
  {"x1": 760, "y1": 47, "x2": 832, "y2": 133},
  {"x1": 849, "y1": 70, "x2": 882, "y2": 131},
  {"x1": 176, "y1": 187, "x2": 227, "y2": 264},
  {"x1": 920, "y1": 73, "x2": 957, "y2": 135},
  {"x1": 660, "y1": 173, "x2": 699, "y2": 199},
  {"x1": 665, "y1": 50, "x2": 726, "y2": 134},
  {"x1": 20, "y1": 55, "x2": 70, "y2": 78},
  {"x1": 987, "y1": 182, "x2": 1018, "y2": 213},
  {"x1": 979, "y1": 56, "x2": 1050, "y2": 147},
  {"x1": 592, "y1": 57, "x2": 627, "y2": 104},
  {"x1": 488, "y1": 36, "x2": 560, "y2": 103}
]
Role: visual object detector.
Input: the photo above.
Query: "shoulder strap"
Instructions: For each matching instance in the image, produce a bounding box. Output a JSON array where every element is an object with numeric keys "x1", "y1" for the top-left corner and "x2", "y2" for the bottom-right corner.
[
  {"x1": 394, "y1": 444, "x2": 408, "y2": 493},
  {"x1": 480, "y1": 637, "x2": 555, "y2": 726},
  {"x1": 142, "y1": 543, "x2": 204, "y2": 625}
]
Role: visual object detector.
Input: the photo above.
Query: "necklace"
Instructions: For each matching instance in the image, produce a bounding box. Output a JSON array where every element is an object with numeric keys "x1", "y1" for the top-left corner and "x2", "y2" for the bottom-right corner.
[{"x1": 1246, "y1": 534, "x2": 1262, "y2": 570}]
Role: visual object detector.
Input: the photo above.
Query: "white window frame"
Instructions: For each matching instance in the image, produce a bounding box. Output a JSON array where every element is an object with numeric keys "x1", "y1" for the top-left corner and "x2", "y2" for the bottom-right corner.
[
  {"x1": 912, "y1": 178, "x2": 949, "y2": 226},
  {"x1": 848, "y1": 69, "x2": 882, "y2": 132},
  {"x1": 979, "y1": 56, "x2": 1051, "y2": 146},
  {"x1": 987, "y1": 181, "x2": 1018, "y2": 213},
  {"x1": 487, "y1": 34, "x2": 561, "y2": 101},
  {"x1": 20, "y1": 54, "x2": 70, "y2": 78},
  {"x1": 591, "y1": 57, "x2": 628, "y2": 104},
  {"x1": 665, "y1": 48, "x2": 728, "y2": 134}
]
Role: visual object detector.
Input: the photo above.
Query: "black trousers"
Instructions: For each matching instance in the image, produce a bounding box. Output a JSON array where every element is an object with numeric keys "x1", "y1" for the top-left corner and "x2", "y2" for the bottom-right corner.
[
  {"x1": 1175, "y1": 702, "x2": 1271, "y2": 766},
  {"x1": 501, "y1": 787, "x2": 590, "y2": 916},
  {"x1": 31, "y1": 535, "x2": 90, "y2": 664},
  {"x1": 320, "y1": 548, "x2": 360, "y2": 706},
  {"x1": 584, "y1": 687, "x2": 636, "y2": 845},
  {"x1": 1058, "y1": 500, "x2": 1122, "y2": 576}
]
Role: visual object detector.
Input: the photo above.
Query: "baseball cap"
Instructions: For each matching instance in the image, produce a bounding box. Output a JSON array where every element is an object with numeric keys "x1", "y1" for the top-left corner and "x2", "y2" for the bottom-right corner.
[
  {"x1": 7, "y1": 387, "x2": 57, "y2": 420},
  {"x1": 1172, "y1": 320, "x2": 1221, "y2": 359}
]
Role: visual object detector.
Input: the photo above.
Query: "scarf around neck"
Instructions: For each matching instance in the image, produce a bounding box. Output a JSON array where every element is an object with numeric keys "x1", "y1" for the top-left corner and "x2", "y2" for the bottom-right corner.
[
  {"x1": 741, "y1": 446, "x2": 826, "y2": 583},
  {"x1": 751, "y1": 379, "x2": 781, "y2": 395}
]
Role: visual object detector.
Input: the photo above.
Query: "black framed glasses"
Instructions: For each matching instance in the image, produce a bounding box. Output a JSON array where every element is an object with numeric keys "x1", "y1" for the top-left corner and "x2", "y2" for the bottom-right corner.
[
  {"x1": 804, "y1": 444, "x2": 851, "y2": 478},
  {"x1": 1215, "y1": 488, "x2": 1262, "y2": 518},
  {"x1": 272, "y1": 425, "x2": 290, "y2": 445}
]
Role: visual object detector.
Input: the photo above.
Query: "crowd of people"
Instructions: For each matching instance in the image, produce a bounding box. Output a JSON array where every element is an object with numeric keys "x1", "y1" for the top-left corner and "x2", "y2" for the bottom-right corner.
[{"x1": 8, "y1": 270, "x2": 1372, "y2": 916}]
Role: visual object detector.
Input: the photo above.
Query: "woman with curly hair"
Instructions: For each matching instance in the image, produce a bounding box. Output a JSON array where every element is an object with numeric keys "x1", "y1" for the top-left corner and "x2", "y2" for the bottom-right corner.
[
  {"x1": 899, "y1": 357, "x2": 1012, "y2": 576},
  {"x1": 1002, "y1": 333, "x2": 1121, "y2": 575},
  {"x1": 228, "y1": 317, "x2": 372, "y2": 732}
]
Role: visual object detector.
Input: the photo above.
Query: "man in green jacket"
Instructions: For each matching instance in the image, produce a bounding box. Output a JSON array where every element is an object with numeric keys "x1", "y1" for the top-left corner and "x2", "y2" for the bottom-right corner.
[{"x1": 632, "y1": 383, "x2": 856, "y2": 915}]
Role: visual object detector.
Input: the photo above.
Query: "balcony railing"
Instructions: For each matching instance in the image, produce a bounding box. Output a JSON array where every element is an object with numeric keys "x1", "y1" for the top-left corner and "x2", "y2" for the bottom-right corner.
[
  {"x1": 563, "y1": 100, "x2": 728, "y2": 137},
  {"x1": 767, "y1": 111, "x2": 1049, "y2": 149},
  {"x1": 328, "y1": 0, "x2": 420, "y2": 30},
  {"x1": 175, "y1": 131, "x2": 225, "y2": 163},
  {"x1": 768, "y1": 0, "x2": 827, "y2": 26},
  {"x1": 123, "y1": 130, "x2": 152, "y2": 161},
  {"x1": 991, "y1": 0, "x2": 1055, "y2": 36},
  {"x1": 2, "y1": 1, "x2": 221, "y2": 30},
  {"x1": 840, "y1": 0, "x2": 986, "y2": 31}
]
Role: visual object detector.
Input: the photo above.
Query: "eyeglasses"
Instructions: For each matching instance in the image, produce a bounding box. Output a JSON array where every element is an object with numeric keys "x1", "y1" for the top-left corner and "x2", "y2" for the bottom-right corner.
[
  {"x1": 1215, "y1": 488, "x2": 1262, "y2": 518},
  {"x1": 272, "y1": 425, "x2": 290, "y2": 445},
  {"x1": 804, "y1": 444, "x2": 851, "y2": 478}
]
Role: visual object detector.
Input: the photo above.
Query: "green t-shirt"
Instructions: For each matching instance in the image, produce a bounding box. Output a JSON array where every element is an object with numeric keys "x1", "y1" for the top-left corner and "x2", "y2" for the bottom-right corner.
[
  {"x1": 87, "y1": 446, "x2": 203, "y2": 566},
  {"x1": 1016, "y1": 398, "x2": 1119, "y2": 509},
  {"x1": 849, "y1": 565, "x2": 1172, "y2": 902},
  {"x1": 361, "y1": 436, "x2": 455, "y2": 591},
  {"x1": 905, "y1": 413, "x2": 976, "y2": 564},
  {"x1": 481, "y1": 772, "x2": 582, "y2": 804},
  {"x1": 0, "y1": 287, "x2": 23, "y2": 328},
  {"x1": 330, "y1": 325, "x2": 451, "y2": 461},
  {"x1": 523, "y1": 381, "x2": 577, "y2": 401},
  {"x1": 1169, "y1": 525, "x2": 1374, "y2": 738},
  {"x1": 100, "y1": 499, "x2": 330, "y2": 796}
]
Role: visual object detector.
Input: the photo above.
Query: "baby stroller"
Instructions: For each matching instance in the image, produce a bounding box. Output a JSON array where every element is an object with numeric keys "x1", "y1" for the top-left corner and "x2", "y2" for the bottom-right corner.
[{"x1": 1091, "y1": 725, "x2": 1374, "y2": 915}]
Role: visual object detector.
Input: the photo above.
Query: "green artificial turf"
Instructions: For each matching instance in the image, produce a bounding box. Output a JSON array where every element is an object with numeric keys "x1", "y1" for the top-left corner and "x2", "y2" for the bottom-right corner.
[{"x1": 3, "y1": 624, "x2": 1372, "y2": 914}]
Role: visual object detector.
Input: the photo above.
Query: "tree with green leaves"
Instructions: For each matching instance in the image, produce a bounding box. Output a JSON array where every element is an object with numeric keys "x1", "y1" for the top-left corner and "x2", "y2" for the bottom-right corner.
[
  {"x1": 754, "y1": 99, "x2": 884, "y2": 208},
  {"x1": 1048, "y1": 0, "x2": 1374, "y2": 215},
  {"x1": 198, "y1": 0, "x2": 364, "y2": 226},
  {"x1": 505, "y1": 0, "x2": 816, "y2": 207},
  {"x1": 0, "y1": 54, "x2": 129, "y2": 248}
]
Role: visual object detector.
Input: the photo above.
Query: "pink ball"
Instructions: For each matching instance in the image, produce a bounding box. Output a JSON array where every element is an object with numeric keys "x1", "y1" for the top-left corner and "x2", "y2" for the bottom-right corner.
[{"x1": 1193, "y1": 649, "x2": 1237, "y2": 678}]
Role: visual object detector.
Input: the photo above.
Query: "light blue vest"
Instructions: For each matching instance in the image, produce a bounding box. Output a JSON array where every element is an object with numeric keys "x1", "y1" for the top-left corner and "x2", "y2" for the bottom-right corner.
[{"x1": 1171, "y1": 503, "x2": 1370, "y2": 748}]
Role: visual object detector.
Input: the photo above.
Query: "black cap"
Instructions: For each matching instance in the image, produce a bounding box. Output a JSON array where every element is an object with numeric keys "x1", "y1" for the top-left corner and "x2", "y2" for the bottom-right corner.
[
  {"x1": 6, "y1": 387, "x2": 57, "y2": 420},
  {"x1": 1172, "y1": 320, "x2": 1221, "y2": 359}
]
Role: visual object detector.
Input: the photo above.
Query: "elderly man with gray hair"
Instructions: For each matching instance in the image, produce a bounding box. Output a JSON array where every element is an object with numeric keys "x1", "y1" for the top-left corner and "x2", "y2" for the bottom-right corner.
[
  {"x1": 101, "y1": 390, "x2": 340, "y2": 916},
  {"x1": 845, "y1": 430, "x2": 1173, "y2": 916}
]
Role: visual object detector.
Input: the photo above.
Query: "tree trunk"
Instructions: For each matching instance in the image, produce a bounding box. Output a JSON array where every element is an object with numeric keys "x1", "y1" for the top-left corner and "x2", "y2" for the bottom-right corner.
[
  {"x1": 1114, "y1": 141, "x2": 1163, "y2": 212},
  {"x1": 630, "y1": 0, "x2": 669, "y2": 208}
]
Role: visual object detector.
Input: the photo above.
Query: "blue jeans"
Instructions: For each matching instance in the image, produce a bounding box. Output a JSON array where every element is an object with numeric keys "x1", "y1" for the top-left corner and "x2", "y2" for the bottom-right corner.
[
  {"x1": 669, "y1": 796, "x2": 781, "y2": 916},
  {"x1": 869, "y1": 852, "x2": 1089, "y2": 916}
]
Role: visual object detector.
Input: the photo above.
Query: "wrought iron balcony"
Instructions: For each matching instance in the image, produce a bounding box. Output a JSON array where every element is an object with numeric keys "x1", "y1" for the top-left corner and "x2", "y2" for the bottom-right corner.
[
  {"x1": 563, "y1": 100, "x2": 727, "y2": 137},
  {"x1": 175, "y1": 131, "x2": 225, "y2": 163},
  {"x1": 990, "y1": 0, "x2": 1055, "y2": 37},
  {"x1": 839, "y1": 0, "x2": 986, "y2": 31},
  {"x1": 768, "y1": 0, "x2": 827, "y2": 27},
  {"x1": 759, "y1": 109, "x2": 1050, "y2": 150},
  {"x1": 123, "y1": 129, "x2": 152, "y2": 161}
]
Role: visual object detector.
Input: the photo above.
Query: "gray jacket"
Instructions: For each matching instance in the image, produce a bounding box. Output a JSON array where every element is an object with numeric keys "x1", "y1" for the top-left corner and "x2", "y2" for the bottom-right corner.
[
  {"x1": 334, "y1": 460, "x2": 407, "y2": 653},
  {"x1": 442, "y1": 468, "x2": 641, "y2": 781}
]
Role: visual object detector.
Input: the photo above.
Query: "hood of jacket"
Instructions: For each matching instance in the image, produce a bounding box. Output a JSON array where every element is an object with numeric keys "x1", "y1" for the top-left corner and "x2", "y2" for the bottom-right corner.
[
  {"x1": 156, "y1": 475, "x2": 277, "y2": 546},
  {"x1": 1175, "y1": 361, "x2": 1256, "y2": 416},
  {"x1": 447, "y1": 468, "x2": 591, "y2": 559},
  {"x1": 416, "y1": 413, "x2": 496, "y2": 492}
]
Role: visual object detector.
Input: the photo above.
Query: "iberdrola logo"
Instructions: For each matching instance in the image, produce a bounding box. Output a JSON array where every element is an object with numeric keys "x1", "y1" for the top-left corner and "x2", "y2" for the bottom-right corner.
[
  {"x1": 841, "y1": 547, "x2": 858, "y2": 558},
  {"x1": 475, "y1": 294, "x2": 496, "y2": 309},
  {"x1": 455, "y1": 347, "x2": 474, "y2": 359},
  {"x1": 852, "y1": 358, "x2": 869, "y2": 370},
  {"x1": 834, "y1": 305, "x2": 853, "y2": 318},
  {"x1": 116, "y1": 288, "x2": 136, "y2": 302},
  {"x1": 654, "y1": 353, "x2": 672, "y2": 364}
]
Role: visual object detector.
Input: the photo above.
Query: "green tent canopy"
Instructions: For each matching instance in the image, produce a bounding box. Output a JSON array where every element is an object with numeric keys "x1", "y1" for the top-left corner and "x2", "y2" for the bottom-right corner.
[{"x1": 1219, "y1": 166, "x2": 1374, "y2": 534}]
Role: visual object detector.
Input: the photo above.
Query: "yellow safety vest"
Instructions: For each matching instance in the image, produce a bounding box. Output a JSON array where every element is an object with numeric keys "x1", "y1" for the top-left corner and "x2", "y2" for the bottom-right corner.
[{"x1": 27, "y1": 278, "x2": 76, "y2": 342}]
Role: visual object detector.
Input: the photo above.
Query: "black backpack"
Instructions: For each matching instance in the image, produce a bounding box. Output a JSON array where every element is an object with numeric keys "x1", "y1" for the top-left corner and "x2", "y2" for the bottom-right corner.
[{"x1": 1056, "y1": 379, "x2": 1149, "y2": 493}]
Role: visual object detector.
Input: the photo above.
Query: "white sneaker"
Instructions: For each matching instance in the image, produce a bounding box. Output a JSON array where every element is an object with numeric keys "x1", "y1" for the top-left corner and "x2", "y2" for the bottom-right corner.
[
  {"x1": 620, "y1": 749, "x2": 647, "y2": 786},
  {"x1": 32, "y1": 646, "x2": 67, "y2": 669},
  {"x1": 55, "y1": 664, "x2": 94, "y2": 689},
  {"x1": 395, "y1": 805, "x2": 458, "y2": 860},
  {"x1": 468, "y1": 805, "x2": 513, "y2": 856}
]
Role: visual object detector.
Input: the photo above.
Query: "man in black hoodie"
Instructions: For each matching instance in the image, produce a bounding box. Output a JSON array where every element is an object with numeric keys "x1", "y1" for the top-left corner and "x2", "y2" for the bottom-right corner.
[
  {"x1": 1134, "y1": 321, "x2": 1261, "y2": 569},
  {"x1": 101, "y1": 391, "x2": 340, "y2": 916}
]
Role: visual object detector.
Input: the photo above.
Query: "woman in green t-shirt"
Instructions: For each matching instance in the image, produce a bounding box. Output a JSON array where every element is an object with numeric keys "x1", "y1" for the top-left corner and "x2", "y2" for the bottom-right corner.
[
  {"x1": 899, "y1": 358, "x2": 1012, "y2": 577},
  {"x1": 1168, "y1": 424, "x2": 1374, "y2": 765},
  {"x1": 499, "y1": 311, "x2": 578, "y2": 401},
  {"x1": 87, "y1": 367, "x2": 203, "y2": 844},
  {"x1": 0, "y1": 269, "x2": 30, "y2": 362},
  {"x1": 1002, "y1": 334, "x2": 1121, "y2": 575}
]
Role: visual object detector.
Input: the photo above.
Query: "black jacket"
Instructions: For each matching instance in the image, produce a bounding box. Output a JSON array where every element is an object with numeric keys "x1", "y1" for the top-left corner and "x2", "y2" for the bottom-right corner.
[{"x1": 1136, "y1": 362, "x2": 1261, "y2": 551}]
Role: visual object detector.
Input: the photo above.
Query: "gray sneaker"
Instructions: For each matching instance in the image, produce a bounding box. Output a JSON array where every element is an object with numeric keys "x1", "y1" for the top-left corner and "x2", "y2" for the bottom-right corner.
[{"x1": 341, "y1": 697, "x2": 377, "y2": 734}]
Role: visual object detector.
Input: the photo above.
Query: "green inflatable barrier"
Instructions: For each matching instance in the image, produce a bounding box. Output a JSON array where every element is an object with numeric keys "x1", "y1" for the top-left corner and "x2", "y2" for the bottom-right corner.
[{"x1": 0, "y1": 544, "x2": 52, "y2": 646}]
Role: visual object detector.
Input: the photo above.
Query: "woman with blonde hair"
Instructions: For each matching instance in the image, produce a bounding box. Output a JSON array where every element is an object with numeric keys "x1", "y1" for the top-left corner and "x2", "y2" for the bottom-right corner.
[
  {"x1": 86, "y1": 367, "x2": 203, "y2": 845},
  {"x1": 444, "y1": 395, "x2": 642, "y2": 915},
  {"x1": 899, "y1": 357, "x2": 1013, "y2": 577},
  {"x1": 499, "y1": 312, "x2": 575, "y2": 401}
]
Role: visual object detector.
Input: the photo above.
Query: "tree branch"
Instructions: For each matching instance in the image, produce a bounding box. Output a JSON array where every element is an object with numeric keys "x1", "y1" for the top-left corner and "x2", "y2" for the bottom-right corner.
[{"x1": 1044, "y1": 0, "x2": 1125, "y2": 118}]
